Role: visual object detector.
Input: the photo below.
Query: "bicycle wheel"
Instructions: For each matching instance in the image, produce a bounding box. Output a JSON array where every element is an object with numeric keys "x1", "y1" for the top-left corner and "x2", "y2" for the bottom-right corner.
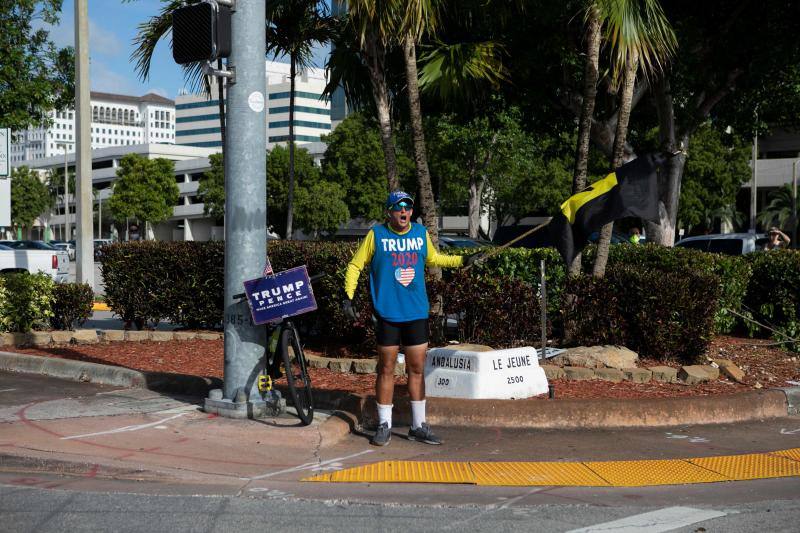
[{"x1": 279, "y1": 324, "x2": 314, "y2": 425}]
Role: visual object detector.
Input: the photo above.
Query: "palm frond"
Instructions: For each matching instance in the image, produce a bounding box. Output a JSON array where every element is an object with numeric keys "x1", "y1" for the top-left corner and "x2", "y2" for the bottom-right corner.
[
  {"x1": 418, "y1": 41, "x2": 509, "y2": 106},
  {"x1": 130, "y1": 0, "x2": 184, "y2": 82}
]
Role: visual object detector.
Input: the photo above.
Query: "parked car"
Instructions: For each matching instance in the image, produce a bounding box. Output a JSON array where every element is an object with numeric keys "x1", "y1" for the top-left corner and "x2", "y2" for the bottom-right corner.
[
  {"x1": 93, "y1": 239, "x2": 114, "y2": 260},
  {"x1": 52, "y1": 242, "x2": 76, "y2": 260},
  {"x1": 675, "y1": 233, "x2": 768, "y2": 255},
  {"x1": 438, "y1": 233, "x2": 494, "y2": 250},
  {"x1": 0, "y1": 241, "x2": 70, "y2": 282}
]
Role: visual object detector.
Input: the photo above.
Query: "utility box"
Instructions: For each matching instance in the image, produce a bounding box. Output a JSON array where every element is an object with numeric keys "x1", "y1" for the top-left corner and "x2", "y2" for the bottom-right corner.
[
  {"x1": 425, "y1": 346, "x2": 549, "y2": 400},
  {"x1": 172, "y1": 1, "x2": 232, "y2": 65}
]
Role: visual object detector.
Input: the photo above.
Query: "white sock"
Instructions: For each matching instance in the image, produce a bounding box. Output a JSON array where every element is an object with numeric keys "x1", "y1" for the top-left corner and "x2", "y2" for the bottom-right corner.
[
  {"x1": 410, "y1": 400, "x2": 426, "y2": 430},
  {"x1": 377, "y1": 403, "x2": 393, "y2": 429}
]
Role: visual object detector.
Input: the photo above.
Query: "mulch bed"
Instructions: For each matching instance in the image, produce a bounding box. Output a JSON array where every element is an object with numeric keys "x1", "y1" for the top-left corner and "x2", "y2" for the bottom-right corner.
[{"x1": 7, "y1": 335, "x2": 799, "y2": 400}]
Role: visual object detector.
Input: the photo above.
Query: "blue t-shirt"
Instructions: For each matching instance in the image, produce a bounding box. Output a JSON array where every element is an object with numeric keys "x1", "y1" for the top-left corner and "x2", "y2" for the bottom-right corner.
[{"x1": 369, "y1": 223, "x2": 429, "y2": 322}]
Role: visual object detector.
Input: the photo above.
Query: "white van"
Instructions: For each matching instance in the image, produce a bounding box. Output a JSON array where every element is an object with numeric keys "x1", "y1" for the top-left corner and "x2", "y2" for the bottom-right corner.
[{"x1": 675, "y1": 233, "x2": 768, "y2": 255}]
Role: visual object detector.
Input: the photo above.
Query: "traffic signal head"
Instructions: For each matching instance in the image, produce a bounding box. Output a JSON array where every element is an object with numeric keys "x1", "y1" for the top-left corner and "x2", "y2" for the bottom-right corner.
[{"x1": 172, "y1": 1, "x2": 232, "y2": 65}]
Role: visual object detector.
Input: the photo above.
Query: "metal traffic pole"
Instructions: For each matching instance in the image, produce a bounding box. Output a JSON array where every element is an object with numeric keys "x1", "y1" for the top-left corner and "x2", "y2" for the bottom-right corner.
[{"x1": 217, "y1": 0, "x2": 269, "y2": 413}]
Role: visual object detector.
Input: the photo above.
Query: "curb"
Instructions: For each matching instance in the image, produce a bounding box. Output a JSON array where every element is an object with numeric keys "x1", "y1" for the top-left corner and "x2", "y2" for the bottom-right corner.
[
  {"x1": 1, "y1": 352, "x2": 797, "y2": 429},
  {"x1": 0, "y1": 351, "x2": 221, "y2": 396}
]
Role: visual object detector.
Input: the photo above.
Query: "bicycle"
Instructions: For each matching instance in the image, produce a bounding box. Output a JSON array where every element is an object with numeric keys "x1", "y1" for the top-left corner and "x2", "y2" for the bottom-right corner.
[{"x1": 234, "y1": 272, "x2": 324, "y2": 426}]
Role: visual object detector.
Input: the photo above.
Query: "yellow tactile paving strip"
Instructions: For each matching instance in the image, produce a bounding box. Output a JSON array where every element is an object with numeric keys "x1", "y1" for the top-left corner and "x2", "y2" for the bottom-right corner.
[{"x1": 302, "y1": 449, "x2": 800, "y2": 487}]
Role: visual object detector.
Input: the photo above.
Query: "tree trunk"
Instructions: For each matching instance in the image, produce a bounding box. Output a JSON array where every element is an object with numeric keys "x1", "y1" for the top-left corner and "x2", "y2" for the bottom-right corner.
[
  {"x1": 362, "y1": 32, "x2": 399, "y2": 191},
  {"x1": 285, "y1": 55, "x2": 296, "y2": 240},
  {"x1": 402, "y1": 34, "x2": 439, "y2": 245},
  {"x1": 646, "y1": 76, "x2": 689, "y2": 246},
  {"x1": 468, "y1": 177, "x2": 484, "y2": 239},
  {"x1": 593, "y1": 53, "x2": 638, "y2": 278},
  {"x1": 570, "y1": 6, "x2": 601, "y2": 276}
]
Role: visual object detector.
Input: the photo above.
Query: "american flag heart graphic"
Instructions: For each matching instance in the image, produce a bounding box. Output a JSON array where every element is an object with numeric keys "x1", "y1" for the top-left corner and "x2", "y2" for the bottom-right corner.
[{"x1": 394, "y1": 267, "x2": 415, "y2": 287}]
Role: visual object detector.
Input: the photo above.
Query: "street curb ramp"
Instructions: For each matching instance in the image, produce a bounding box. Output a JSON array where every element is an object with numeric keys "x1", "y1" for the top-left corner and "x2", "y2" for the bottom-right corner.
[{"x1": 0, "y1": 351, "x2": 221, "y2": 396}]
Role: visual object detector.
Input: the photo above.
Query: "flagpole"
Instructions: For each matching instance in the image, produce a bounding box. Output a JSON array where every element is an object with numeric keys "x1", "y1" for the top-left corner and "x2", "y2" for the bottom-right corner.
[{"x1": 463, "y1": 218, "x2": 552, "y2": 271}]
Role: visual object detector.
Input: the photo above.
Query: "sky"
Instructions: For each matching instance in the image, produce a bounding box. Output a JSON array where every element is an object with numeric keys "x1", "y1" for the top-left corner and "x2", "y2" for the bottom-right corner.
[{"x1": 41, "y1": 0, "x2": 330, "y2": 100}]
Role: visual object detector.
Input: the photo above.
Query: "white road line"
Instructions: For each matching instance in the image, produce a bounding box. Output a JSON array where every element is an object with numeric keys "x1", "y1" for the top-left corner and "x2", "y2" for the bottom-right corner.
[
  {"x1": 154, "y1": 404, "x2": 201, "y2": 414},
  {"x1": 244, "y1": 450, "x2": 374, "y2": 480},
  {"x1": 565, "y1": 506, "x2": 727, "y2": 533},
  {"x1": 60, "y1": 413, "x2": 186, "y2": 440},
  {"x1": 0, "y1": 389, "x2": 16, "y2": 393},
  {"x1": 780, "y1": 427, "x2": 800, "y2": 435}
]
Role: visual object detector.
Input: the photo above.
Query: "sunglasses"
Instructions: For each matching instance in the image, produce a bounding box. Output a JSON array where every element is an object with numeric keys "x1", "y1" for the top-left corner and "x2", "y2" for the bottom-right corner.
[{"x1": 390, "y1": 202, "x2": 413, "y2": 212}]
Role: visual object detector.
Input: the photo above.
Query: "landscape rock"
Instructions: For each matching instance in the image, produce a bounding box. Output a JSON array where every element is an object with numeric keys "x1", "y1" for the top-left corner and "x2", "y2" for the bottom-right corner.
[
  {"x1": 150, "y1": 331, "x2": 174, "y2": 342},
  {"x1": 50, "y1": 331, "x2": 73, "y2": 345},
  {"x1": 394, "y1": 362, "x2": 406, "y2": 376},
  {"x1": 197, "y1": 332, "x2": 221, "y2": 340},
  {"x1": 71, "y1": 329, "x2": 98, "y2": 345},
  {"x1": 328, "y1": 359, "x2": 354, "y2": 373},
  {"x1": 306, "y1": 355, "x2": 332, "y2": 369},
  {"x1": 126, "y1": 331, "x2": 149, "y2": 342},
  {"x1": 552, "y1": 345, "x2": 638, "y2": 369},
  {"x1": 623, "y1": 367, "x2": 652, "y2": 383},
  {"x1": 100, "y1": 330, "x2": 125, "y2": 342},
  {"x1": 648, "y1": 366, "x2": 678, "y2": 383},
  {"x1": 541, "y1": 365, "x2": 565, "y2": 380},
  {"x1": 594, "y1": 368, "x2": 624, "y2": 382},
  {"x1": 173, "y1": 331, "x2": 197, "y2": 341},
  {"x1": 353, "y1": 359, "x2": 378, "y2": 374},
  {"x1": 27, "y1": 331, "x2": 52, "y2": 346},
  {"x1": 712, "y1": 358, "x2": 746, "y2": 383},
  {"x1": 0, "y1": 333, "x2": 14, "y2": 346},
  {"x1": 563, "y1": 366, "x2": 595, "y2": 381},
  {"x1": 678, "y1": 365, "x2": 719, "y2": 385},
  {"x1": 444, "y1": 343, "x2": 494, "y2": 352}
]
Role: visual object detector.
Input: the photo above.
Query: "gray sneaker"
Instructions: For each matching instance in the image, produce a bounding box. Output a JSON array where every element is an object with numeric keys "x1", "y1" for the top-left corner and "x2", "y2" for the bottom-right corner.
[
  {"x1": 408, "y1": 423, "x2": 442, "y2": 445},
  {"x1": 371, "y1": 422, "x2": 391, "y2": 446}
]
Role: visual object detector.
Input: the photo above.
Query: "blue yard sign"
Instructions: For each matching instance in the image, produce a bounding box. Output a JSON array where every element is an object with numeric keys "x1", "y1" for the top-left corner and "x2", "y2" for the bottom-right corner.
[{"x1": 243, "y1": 265, "x2": 317, "y2": 325}]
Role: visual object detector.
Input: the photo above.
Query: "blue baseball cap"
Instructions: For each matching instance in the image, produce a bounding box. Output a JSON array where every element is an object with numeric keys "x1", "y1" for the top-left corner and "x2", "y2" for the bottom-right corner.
[{"x1": 386, "y1": 190, "x2": 414, "y2": 208}]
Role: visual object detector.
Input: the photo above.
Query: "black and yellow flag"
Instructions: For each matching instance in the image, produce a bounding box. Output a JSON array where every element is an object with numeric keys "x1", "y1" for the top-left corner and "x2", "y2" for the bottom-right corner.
[{"x1": 549, "y1": 153, "x2": 668, "y2": 265}]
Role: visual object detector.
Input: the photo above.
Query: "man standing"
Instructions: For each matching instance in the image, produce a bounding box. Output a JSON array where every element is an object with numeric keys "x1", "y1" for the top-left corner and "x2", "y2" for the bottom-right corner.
[{"x1": 343, "y1": 191, "x2": 482, "y2": 446}]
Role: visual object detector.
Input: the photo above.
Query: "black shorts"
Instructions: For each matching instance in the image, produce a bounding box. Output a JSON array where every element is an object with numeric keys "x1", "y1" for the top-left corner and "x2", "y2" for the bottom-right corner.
[{"x1": 375, "y1": 317, "x2": 429, "y2": 347}]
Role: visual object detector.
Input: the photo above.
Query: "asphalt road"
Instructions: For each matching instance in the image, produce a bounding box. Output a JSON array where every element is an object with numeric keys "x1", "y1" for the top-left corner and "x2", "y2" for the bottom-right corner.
[{"x1": 1, "y1": 372, "x2": 799, "y2": 532}]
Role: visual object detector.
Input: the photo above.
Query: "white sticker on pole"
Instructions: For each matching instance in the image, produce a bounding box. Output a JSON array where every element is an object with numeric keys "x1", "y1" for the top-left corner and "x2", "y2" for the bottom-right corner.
[
  {"x1": 248, "y1": 91, "x2": 265, "y2": 113},
  {"x1": 0, "y1": 128, "x2": 10, "y2": 177}
]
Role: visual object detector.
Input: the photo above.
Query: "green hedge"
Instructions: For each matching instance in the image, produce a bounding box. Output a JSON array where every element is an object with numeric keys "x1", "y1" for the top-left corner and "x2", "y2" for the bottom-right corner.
[
  {"x1": 582, "y1": 244, "x2": 751, "y2": 333},
  {"x1": 565, "y1": 265, "x2": 721, "y2": 363},
  {"x1": 51, "y1": 283, "x2": 94, "y2": 331},
  {"x1": 0, "y1": 272, "x2": 54, "y2": 333},
  {"x1": 743, "y1": 250, "x2": 800, "y2": 345},
  {"x1": 98, "y1": 240, "x2": 780, "y2": 361}
]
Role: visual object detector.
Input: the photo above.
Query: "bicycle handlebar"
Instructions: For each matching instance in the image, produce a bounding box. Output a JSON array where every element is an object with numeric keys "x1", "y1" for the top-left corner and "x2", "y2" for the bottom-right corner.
[{"x1": 232, "y1": 271, "x2": 327, "y2": 300}]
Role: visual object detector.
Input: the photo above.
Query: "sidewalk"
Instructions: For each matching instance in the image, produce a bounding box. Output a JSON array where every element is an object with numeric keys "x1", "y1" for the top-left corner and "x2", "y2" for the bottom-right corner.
[{"x1": 1, "y1": 356, "x2": 800, "y2": 502}]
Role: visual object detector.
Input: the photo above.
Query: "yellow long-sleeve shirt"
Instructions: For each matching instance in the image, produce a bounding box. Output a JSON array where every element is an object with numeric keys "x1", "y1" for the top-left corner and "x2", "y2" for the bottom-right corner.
[{"x1": 344, "y1": 224, "x2": 464, "y2": 300}]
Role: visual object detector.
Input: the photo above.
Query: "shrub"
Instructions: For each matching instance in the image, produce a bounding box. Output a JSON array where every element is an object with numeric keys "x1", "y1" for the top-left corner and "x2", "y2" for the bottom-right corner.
[
  {"x1": 564, "y1": 265, "x2": 720, "y2": 363},
  {"x1": 51, "y1": 283, "x2": 94, "y2": 330},
  {"x1": 0, "y1": 272, "x2": 54, "y2": 333},
  {"x1": 582, "y1": 243, "x2": 751, "y2": 333},
  {"x1": 431, "y1": 270, "x2": 547, "y2": 348},
  {"x1": 743, "y1": 250, "x2": 800, "y2": 346}
]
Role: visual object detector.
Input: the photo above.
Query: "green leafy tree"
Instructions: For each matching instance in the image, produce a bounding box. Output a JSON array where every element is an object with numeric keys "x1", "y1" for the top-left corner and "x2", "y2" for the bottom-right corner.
[
  {"x1": 198, "y1": 153, "x2": 225, "y2": 224},
  {"x1": 265, "y1": 0, "x2": 336, "y2": 238},
  {"x1": 10, "y1": 166, "x2": 52, "y2": 237},
  {"x1": 267, "y1": 145, "x2": 320, "y2": 238},
  {"x1": 321, "y1": 112, "x2": 413, "y2": 222},
  {"x1": 675, "y1": 124, "x2": 751, "y2": 233},
  {"x1": 108, "y1": 154, "x2": 179, "y2": 237},
  {"x1": 294, "y1": 181, "x2": 350, "y2": 237},
  {"x1": 1, "y1": 1, "x2": 74, "y2": 131}
]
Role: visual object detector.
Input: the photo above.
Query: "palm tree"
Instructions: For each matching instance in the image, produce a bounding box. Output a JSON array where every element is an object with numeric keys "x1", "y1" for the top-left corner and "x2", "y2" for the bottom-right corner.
[
  {"x1": 341, "y1": 0, "x2": 404, "y2": 191},
  {"x1": 758, "y1": 185, "x2": 795, "y2": 232},
  {"x1": 569, "y1": 4, "x2": 602, "y2": 276},
  {"x1": 590, "y1": 0, "x2": 676, "y2": 278},
  {"x1": 265, "y1": 0, "x2": 335, "y2": 239}
]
